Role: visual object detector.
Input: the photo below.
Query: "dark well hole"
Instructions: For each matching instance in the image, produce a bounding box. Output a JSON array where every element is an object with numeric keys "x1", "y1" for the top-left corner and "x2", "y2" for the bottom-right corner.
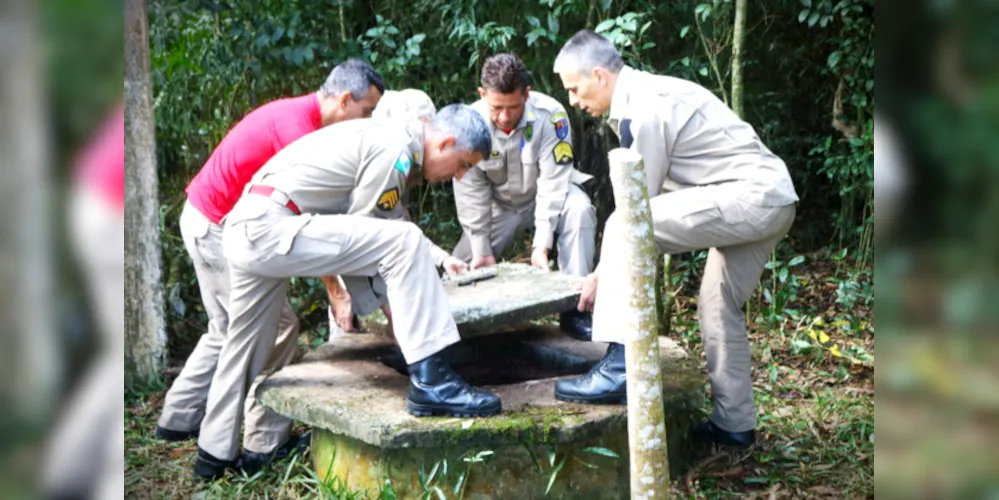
[{"x1": 376, "y1": 334, "x2": 595, "y2": 386}]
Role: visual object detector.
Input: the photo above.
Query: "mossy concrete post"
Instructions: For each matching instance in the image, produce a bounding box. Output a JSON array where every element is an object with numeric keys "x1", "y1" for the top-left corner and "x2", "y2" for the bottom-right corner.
[{"x1": 607, "y1": 148, "x2": 671, "y2": 499}]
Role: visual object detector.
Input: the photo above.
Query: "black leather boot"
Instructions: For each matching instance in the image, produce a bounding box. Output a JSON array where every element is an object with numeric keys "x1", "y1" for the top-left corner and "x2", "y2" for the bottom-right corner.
[
  {"x1": 155, "y1": 424, "x2": 198, "y2": 442},
  {"x1": 193, "y1": 447, "x2": 239, "y2": 481},
  {"x1": 406, "y1": 351, "x2": 502, "y2": 417},
  {"x1": 554, "y1": 343, "x2": 627, "y2": 404},
  {"x1": 239, "y1": 432, "x2": 312, "y2": 476},
  {"x1": 692, "y1": 420, "x2": 756, "y2": 448},
  {"x1": 559, "y1": 310, "x2": 593, "y2": 341}
]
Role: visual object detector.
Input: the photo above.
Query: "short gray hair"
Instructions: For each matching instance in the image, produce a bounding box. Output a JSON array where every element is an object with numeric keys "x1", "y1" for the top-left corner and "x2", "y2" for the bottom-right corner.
[
  {"x1": 319, "y1": 58, "x2": 386, "y2": 100},
  {"x1": 430, "y1": 104, "x2": 492, "y2": 158},
  {"x1": 553, "y1": 29, "x2": 625, "y2": 76}
]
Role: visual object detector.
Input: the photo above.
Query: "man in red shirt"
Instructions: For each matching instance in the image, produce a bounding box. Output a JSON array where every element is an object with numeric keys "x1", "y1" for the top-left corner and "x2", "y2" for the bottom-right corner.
[
  {"x1": 42, "y1": 101, "x2": 124, "y2": 500},
  {"x1": 156, "y1": 60, "x2": 385, "y2": 466}
]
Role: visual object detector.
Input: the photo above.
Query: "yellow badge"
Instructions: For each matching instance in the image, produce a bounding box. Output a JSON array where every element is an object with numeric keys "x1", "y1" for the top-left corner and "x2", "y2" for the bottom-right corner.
[
  {"x1": 376, "y1": 187, "x2": 400, "y2": 211},
  {"x1": 553, "y1": 141, "x2": 574, "y2": 165}
]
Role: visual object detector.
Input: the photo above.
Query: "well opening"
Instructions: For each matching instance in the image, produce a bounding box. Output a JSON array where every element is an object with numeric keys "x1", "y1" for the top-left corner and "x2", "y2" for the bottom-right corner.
[{"x1": 374, "y1": 326, "x2": 596, "y2": 385}]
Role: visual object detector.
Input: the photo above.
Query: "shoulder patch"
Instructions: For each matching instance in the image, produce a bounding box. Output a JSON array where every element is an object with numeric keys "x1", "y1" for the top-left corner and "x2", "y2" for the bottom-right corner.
[
  {"x1": 619, "y1": 118, "x2": 634, "y2": 148},
  {"x1": 552, "y1": 111, "x2": 570, "y2": 140},
  {"x1": 376, "y1": 187, "x2": 400, "y2": 211},
  {"x1": 524, "y1": 124, "x2": 534, "y2": 142},
  {"x1": 490, "y1": 150, "x2": 502, "y2": 159},
  {"x1": 394, "y1": 152, "x2": 413, "y2": 177},
  {"x1": 553, "y1": 141, "x2": 574, "y2": 166}
]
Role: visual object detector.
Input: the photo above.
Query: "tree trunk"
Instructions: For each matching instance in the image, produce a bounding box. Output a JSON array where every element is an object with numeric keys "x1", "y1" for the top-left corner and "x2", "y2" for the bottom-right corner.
[
  {"x1": 124, "y1": 0, "x2": 166, "y2": 387},
  {"x1": 731, "y1": 0, "x2": 747, "y2": 118},
  {"x1": 607, "y1": 148, "x2": 671, "y2": 499},
  {"x1": 0, "y1": 0, "x2": 59, "y2": 424}
]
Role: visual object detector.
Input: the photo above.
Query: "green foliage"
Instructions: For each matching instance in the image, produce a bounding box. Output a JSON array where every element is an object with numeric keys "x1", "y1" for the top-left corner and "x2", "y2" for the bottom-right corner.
[{"x1": 149, "y1": 0, "x2": 874, "y2": 353}]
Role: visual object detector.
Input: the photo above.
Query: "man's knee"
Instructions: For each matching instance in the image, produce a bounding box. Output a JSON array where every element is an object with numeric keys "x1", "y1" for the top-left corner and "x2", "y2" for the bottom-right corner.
[{"x1": 561, "y1": 196, "x2": 596, "y2": 229}]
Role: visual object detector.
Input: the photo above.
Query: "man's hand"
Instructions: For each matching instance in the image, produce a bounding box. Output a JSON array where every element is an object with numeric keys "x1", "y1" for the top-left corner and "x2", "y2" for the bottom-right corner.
[
  {"x1": 577, "y1": 272, "x2": 598, "y2": 312},
  {"x1": 329, "y1": 294, "x2": 356, "y2": 332},
  {"x1": 531, "y1": 247, "x2": 551, "y2": 271},
  {"x1": 442, "y1": 256, "x2": 469, "y2": 276},
  {"x1": 470, "y1": 254, "x2": 496, "y2": 270}
]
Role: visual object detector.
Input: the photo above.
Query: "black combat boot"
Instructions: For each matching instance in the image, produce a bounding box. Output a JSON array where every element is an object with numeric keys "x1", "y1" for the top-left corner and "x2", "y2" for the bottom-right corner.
[
  {"x1": 239, "y1": 432, "x2": 312, "y2": 475},
  {"x1": 559, "y1": 310, "x2": 593, "y2": 341},
  {"x1": 554, "y1": 342, "x2": 627, "y2": 404},
  {"x1": 692, "y1": 420, "x2": 756, "y2": 448},
  {"x1": 406, "y1": 350, "x2": 502, "y2": 417},
  {"x1": 193, "y1": 447, "x2": 239, "y2": 481},
  {"x1": 155, "y1": 424, "x2": 198, "y2": 442}
]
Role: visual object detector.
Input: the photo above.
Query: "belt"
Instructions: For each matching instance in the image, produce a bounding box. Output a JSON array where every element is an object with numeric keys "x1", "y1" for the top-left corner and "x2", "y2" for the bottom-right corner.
[{"x1": 248, "y1": 185, "x2": 302, "y2": 215}]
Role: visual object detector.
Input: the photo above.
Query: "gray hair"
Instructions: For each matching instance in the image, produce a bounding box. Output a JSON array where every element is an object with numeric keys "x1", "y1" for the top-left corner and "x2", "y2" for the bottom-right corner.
[
  {"x1": 430, "y1": 104, "x2": 492, "y2": 158},
  {"x1": 319, "y1": 58, "x2": 386, "y2": 101},
  {"x1": 553, "y1": 29, "x2": 625, "y2": 76}
]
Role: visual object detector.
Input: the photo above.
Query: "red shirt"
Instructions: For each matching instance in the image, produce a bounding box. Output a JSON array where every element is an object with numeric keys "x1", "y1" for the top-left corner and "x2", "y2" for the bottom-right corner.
[
  {"x1": 186, "y1": 93, "x2": 322, "y2": 224},
  {"x1": 77, "y1": 101, "x2": 125, "y2": 212}
]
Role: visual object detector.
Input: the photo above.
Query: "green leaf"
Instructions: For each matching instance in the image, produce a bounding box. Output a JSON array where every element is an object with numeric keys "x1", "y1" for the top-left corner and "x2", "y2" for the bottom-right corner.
[
  {"x1": 600, "y1": 0, "x2": 612, "y2": 11},
  {"x1": 798, "y1": 9, "x2": 809, "y2": 23},
  {"x1": 789, "y1": 255, "x2": 806, "y2": 266},
  {"x1": 779, "y1": 267, "x2": 789, "y2": 283},
  {"x1": 680, "y1": 25, "x2": 690, "y2": 38},
  {"x1": 433, "y1": 486, "x2": 446, "y2": 500},
  {"x1": 453, "y1": 473, "x2": 466, "y2": 494},
  {"x1": 412, "y1": 33, "x2": 426, "y2": 43},
  {"x1": 272, "y1": 26, "x2": 285, "y2": 42},
  {"x1": 792, "y1": 339, "x2": 812, "y2": 351},
  {"x1": 800, "y1": 0, "x2": 812, "y2": 6},
  {"x1": 582, "y1": 446, "x2": 620, "y2": 458},
  {"x1": 808, "y1": 11, "x2": 820, "y2": 26},
  {"x1": 642, "y1": 42, "x2": 655, "y2": 49},
  {"x1": 698, "y1": 66, "x2": 708, "y2": 76},
  {"x1": 595, "y1": 19, "x2": 616, "y2": 33},
  {"x1": 546, "y1": 457, "x2": 566, "y2": 495},
  {"x1": 828, "y1": 51, "x2": 842, "y2": 68}
]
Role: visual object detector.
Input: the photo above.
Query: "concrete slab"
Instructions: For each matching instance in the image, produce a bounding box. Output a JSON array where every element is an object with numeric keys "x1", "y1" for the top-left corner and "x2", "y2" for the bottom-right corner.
[{"x1": 358, "y1": 263, "x2": 583, "y2": 338}]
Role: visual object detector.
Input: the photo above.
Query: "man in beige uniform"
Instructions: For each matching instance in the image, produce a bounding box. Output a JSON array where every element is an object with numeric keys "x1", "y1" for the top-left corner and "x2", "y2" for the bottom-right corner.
[
  {"x1": 157, "y1": 60, "x2": 384, "y2": 461},
  {"x1": 551, "y1": 30, "x2": 798, "y2": 448},
  {"x1": 194, "y1": 105, "x2": 501, "y2": 480},
  {"x1": 325, "y1": 89, "x2": 439, "y2": 337},
  {"x1": 453, "y1": 53, "x2": 597, "y2": 339}
]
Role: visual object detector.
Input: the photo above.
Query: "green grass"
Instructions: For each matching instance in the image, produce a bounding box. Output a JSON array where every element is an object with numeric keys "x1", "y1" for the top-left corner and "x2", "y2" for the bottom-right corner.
[{"x1": 126, "y1": 254, "x2": 874, "y2": 499}]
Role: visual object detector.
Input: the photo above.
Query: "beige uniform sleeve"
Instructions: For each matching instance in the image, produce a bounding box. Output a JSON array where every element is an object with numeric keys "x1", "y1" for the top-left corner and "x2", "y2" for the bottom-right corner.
[
  {"x1": 348, "y1": 144, "x2": 448, "y2": 268},
  {"x1": 453, "y1": 165, "x2": 494, "y2": 257},
  {"x1": 347, "y1": 144, "x2": 410, "y2": 218},
  {"x1": 533, "y1": 110, "x2": 574, "y2": 250}
]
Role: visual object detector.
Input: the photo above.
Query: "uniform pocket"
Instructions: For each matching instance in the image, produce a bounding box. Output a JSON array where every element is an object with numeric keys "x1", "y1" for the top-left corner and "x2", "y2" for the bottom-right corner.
[
  {"x1": 478, "y1": 159, "x2": 507, "y2": 185},
  {"x1": 275, "y1": 214, "x2": 314, "y2": 255}
]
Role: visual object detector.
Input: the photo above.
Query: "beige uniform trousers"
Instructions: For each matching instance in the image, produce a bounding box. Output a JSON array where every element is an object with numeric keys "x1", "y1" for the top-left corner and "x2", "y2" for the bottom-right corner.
[
  {"x1": 158, "y1": 200, "x2": 300, "y2": 454},
  {"x1": 592, "y1": 183, "x2": 795, "y2": 433},
  {"x1": 41, "y1": 187, "x2": 124, "y2": 498},
  {"x1": 199, "y1": 196, "x2": 460, "y2": 460},
  {"x1": 452, "y1": 184, "x2": 596, "y2": 277}
]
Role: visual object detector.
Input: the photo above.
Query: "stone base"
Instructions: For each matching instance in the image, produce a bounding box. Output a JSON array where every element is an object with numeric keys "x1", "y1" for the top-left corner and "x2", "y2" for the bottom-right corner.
[{"x1": 259, "y1": 327, "x2": 704, "y2": 498}]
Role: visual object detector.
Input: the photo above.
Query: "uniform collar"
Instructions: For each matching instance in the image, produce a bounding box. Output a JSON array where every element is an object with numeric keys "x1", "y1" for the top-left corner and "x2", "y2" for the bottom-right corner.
[
  {"x1": 406, "y1": 121, "x2": 426, "y2": 178},
  {"x1": 608, "y1": 65, "x2": 636, "y2": 123}
]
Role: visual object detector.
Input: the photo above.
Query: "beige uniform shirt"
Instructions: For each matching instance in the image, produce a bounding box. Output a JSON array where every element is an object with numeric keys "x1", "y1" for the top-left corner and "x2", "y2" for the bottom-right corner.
[
  {"x1": 454, "y1": 91, "x2": 593, "y2": 256},
  {"x1": 608, "y1": 66, "x2": 799, "y2": 206},
  {"x1": 247, "y1": 118, "x2": 451, "y2": 265}
]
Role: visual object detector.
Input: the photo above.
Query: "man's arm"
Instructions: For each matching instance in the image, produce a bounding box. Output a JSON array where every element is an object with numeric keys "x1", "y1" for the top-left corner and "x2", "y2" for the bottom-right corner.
[
  {"x1": 533, "y1": 111, "x2": 575, "y2": 252},
  {"x1": 452, "y1": 166, "x2": 494, "y2": 257}
]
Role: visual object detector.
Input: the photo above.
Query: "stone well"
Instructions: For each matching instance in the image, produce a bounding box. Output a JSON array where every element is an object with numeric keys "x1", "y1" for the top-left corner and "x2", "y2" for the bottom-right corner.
[{"x1": 257, "y1": 265, "x2": 704, "y2": 499}]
